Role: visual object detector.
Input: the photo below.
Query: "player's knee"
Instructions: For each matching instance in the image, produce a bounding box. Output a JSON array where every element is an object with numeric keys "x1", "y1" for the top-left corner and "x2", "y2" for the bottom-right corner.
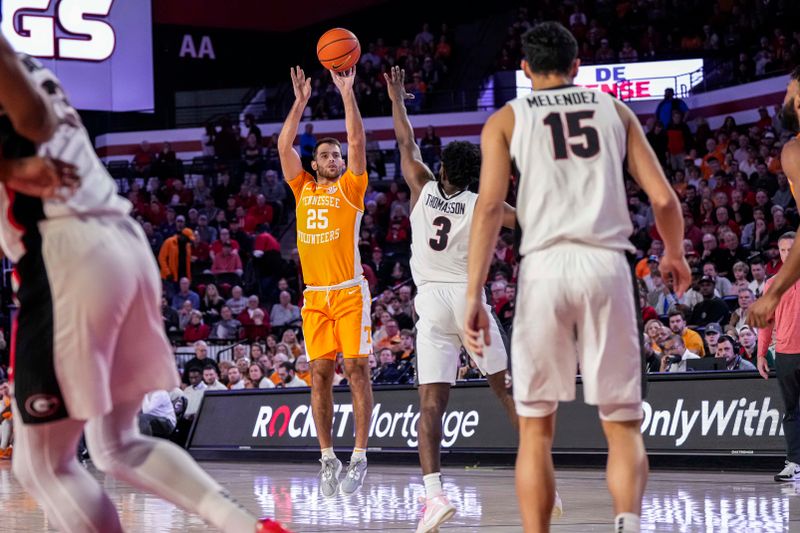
[
  {"x1": 598, "y1": 402, "x2": 643, "y2": 422},
  {"x1": 515, "y1": 399, "x2": 558, "y2": 419}
]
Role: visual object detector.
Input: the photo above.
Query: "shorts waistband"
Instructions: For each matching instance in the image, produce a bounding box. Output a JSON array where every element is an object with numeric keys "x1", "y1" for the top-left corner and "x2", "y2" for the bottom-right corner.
[
  {"x1": 415, "y1": 281, "x2": 468, "y2": 293},
  {"x1": 304, "y1": 277, "x2": 365, "y2": 292}
]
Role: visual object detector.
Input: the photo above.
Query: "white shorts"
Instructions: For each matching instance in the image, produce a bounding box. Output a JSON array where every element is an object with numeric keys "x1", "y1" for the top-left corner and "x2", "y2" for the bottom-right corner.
[
  {"x1": 415, "y1": 284, "x2": 508, "y2": 385},
  {"x1": 511, "y1": 244, "x2": 642, "y2": 416},
  {"x1": 11, "y1": 215, "x2": 178, "y2": 424}
]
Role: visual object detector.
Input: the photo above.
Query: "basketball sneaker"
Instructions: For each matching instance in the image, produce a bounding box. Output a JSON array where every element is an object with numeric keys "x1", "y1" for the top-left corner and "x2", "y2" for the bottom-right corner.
[
  {"x1": 318, "y1": 457, "x2": 342, "y2": 498},
  {"x1": 552, "y1": 489, "x2": 563, "y2": 517},
  {"x1": 415, "y1": 494, "x2": 456, "y2": 533},
  {"x1": 255, "y1": 518, "x2": 293, "y2": 533},
  {"x1": 775, "y1": 461, "x2": 800, "y2": 482},
  {"x1": 340, "y1": 457, "x2": 368, "y2": 496}
]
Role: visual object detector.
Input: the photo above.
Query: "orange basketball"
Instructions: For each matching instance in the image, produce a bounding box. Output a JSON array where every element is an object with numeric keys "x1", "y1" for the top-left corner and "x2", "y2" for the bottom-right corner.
[{"x1": 317, "y1": 28, "x2": 361, "y2": 72}]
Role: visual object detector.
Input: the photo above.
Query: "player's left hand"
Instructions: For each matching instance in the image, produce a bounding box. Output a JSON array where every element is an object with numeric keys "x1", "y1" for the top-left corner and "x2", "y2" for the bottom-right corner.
[
  {"x1": 330, "y1": 67, "x2": 356, "y2": 94},
  {"x1": 383, "y1": 66, "x2": 415, "y2": 102},
  {"x1": 5, "y1": 156, "x2": 78, "y2": 199},
  {"x1": 748, "y1": 292, "x2": 780, "y2": 328},
  {"x1": 464, "y1": 298, "x2": 491, "y2": 356}
]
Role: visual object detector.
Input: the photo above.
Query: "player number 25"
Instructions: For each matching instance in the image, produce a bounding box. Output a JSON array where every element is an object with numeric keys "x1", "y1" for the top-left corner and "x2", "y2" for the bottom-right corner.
[{"x1": 307, "y1": 209, "x2": 329, "y2": 230}]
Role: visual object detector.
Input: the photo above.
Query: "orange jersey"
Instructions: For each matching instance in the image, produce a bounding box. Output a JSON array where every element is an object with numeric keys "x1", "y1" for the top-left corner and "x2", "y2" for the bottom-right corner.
[{"x1": 289, "y1": 169, "x2": 367, "y2": 287}]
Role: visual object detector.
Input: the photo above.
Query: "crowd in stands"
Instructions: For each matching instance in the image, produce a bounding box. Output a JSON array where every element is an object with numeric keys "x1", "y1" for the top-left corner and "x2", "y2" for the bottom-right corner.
[
  {"x1": 305, "y1": 22, "x2": 454, "y2": 118},
  {"x1": 497, "y1": 1, "x2": 800, "y2": 83}
]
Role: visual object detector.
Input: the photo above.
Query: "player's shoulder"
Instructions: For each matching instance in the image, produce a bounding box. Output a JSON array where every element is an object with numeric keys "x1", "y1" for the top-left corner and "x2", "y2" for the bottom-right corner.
[{"x1": 782, "y1": 136, "x2": 800, "y2": 161}]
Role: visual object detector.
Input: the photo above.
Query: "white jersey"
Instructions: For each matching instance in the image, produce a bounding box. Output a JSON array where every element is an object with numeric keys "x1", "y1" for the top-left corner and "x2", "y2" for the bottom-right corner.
[
  {"x1": 409, "y1": 180, "x2": 478, "y2": 286},
  {"x1": 0, "y1": 55, "x2": 130, "y2": 262},
  {"x1": 508, "y1": 85, "x2": 633, "y2": 256}
]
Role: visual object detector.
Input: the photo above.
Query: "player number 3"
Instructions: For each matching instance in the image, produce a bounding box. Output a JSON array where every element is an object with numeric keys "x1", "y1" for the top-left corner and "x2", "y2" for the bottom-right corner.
[{"x1": 307, "y1": 208, "x2": 329, "y2": 230}]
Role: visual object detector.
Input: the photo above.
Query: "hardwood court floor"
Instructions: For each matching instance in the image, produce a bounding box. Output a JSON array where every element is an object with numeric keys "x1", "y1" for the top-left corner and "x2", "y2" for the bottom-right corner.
[{"x1": 1, "y1": 460, "x2": 799, "y2": 532}]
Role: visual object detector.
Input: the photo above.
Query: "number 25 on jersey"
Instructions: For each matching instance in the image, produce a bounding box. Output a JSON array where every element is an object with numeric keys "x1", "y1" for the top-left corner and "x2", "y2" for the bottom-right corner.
[{"x1": 307, "y1": 209, "x2": 329, "y2": 230}]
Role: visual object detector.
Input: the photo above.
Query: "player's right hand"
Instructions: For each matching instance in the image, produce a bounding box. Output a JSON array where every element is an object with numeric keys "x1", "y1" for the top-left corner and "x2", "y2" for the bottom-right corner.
[
  {"x1": 383, "y1": 66, "x2": 415, "y2": 102},
  {"x1": 756, "y1": 355, "x2": 770, "y2": 380},
  {"x1": 290, "y1": 66, "x2": 311, "y2": 102},
  {"x1": 464, "y1": 298, "x2": 490, "y2": 356},
  {"x1": 5, "y1": 156, "x2": 78, "y2": 199},
  {"x1": 658, "y1": 253, "x2": 691, "y2": 297}
]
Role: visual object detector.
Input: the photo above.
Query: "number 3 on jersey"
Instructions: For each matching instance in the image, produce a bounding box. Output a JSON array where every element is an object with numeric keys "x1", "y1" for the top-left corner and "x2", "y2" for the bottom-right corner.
[
  {"x1": 307, "y1": 208, "x2": 328, "y2": 229},
  {"x1": 429, "y1": 216, "x2": 452, "y2": 251}
]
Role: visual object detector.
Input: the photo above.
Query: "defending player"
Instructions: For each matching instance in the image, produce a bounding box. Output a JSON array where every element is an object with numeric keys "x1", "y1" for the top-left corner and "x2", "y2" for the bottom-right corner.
[
  {"x1": 384, "y1": 66, "x2": 561, "y2": 532},
  {"x1": 465, "y1": 22, "x2": 689, "y2": 533}
]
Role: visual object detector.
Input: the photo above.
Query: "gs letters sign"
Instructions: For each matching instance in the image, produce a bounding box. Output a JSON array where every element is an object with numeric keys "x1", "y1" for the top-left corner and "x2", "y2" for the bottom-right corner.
[{"x1": 1, "y1": 0, "x2": 115, "y2": 61}]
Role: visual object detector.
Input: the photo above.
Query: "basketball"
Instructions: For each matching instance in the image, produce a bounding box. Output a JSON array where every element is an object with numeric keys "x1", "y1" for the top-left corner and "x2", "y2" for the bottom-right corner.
[{"x1": 317, "y1": 28, "x2": 361, "y2": 72}]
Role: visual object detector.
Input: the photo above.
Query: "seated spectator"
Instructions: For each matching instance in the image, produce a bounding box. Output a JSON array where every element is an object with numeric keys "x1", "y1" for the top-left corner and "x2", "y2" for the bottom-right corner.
[
  {"x1": 201, "y1": 365, "x2": 227, "y2": 391},
  {"x1": 731, "y1": 261, "x2": 751, "y2": 293},
  {"x1": 183, "y1": 310, "x2": 210, "y2": 343},
  {"x1": 211, "y1": 306, "x2": 241, "y2": 340},
  {"x1": 645, "y1": 319, "x2": 669, "y2": 355},
  {"x1": 715, "y1": 335, "x2": 756, "y2": 371},
  {"x1": 702, "y1": 261, "x2": 734, "y2": 296},
  {"x1": 226, "y1": 285, "x2": 248, "y2": 315},
  {"x1": 182, "y1": 340, "x2": 219, "y2": 383},
  {"x1": 200, "y1": 283, "x2": 225, "y2": 322},
  {"x1": 643, "y1": 335, "x2": 661, "y2": 373},
  {"x1": 162, "y1": 296, "x2": 179, "y2": 334},
  {"x1": 490, "y1": 280, "x2": 509, "y2": 314},
  {"x1": 704, "y1": 322, "x2": 723, "y2": 356},
  {"x1": 231, "y1": 344, "x2": 248, "y2": 362},
  {"x1": 276, "y1": 361, "x2": 307, "y2": 388},
  {"x1": 374, "y1": 318, "x2": 401, "y2": 351},
  {"x1": 177, "y1": 300, "x2": 194, "y2": 331},
  {"x1": 668, "y1": 310, "x2": 705, "y2": 356},
  {"x1": 139, "y1": 390, "x2": 176, "y2": 438},
  {"x1": 248, "y1": 362, "x2": 275, "y2": 389},
  {"x1": 159, "y1": 229, "x2": 194, "y2": 284},
  {"x1": 397, "y1": 329, "x2": 416, "y2": 364},
  {"x1": 639, "y1": 287, "x2": 658, "y2": 324},
  {"x1": 210, "y1": 228, "x2": 240, "y2": 260},
  {"x1": 171, "y1": 277, "x2": 200, "y2": 310},
  {"x1": 132, "y1": 140, "x2": 153, "y2": 175},
  {"x1": 227, "y1": 366, "x2": 246, "y2": 390},
  {"x1": 238, "y1": 295, "x2": 266, "y2": 324},
  {"x1": 689, "y1": 276, "x2": 731, "y2": 326},
  {"x1": 281, "y1": 329, "x2": 303, "y2": 359},
  {"x1": 647, "y1": 270, "x2": 680, "y2": 316},
  {"x1": 748, "y1": 258, "x2": 768, "y2": 298},
  {"x1": 241, "y1": 309, "x2": 270, "y2": 341},
  {"x1": 270, "y1": 291, "x2": 302, "y2": 329},
  {"x1": 0, "y1": 380, "x2": 11, "y2": 459},
  {"x1": 211, "y1": 243, "x2": 243, "y2": 276},
  {"x1": 737, "y1": 325, "x2": 760, "y2": 364},
  {"x1": 295, "y1": 355, "x2": 312, "y2": 386},
  {"x1": 244, "y1": 195, "x2": 273, "y2": 233},
  {"x1": 373, "y1": 348, "x2": 410, "y2": 384},
  {"x1": 729, "y1": 288, "x2": 755, "y2": 331},
  {"x1": 180, "y1": 368, "x2": 207, "y2": 422},
  {"x1": 659, "y1": 335, "x2": 701, "y2": 372}
]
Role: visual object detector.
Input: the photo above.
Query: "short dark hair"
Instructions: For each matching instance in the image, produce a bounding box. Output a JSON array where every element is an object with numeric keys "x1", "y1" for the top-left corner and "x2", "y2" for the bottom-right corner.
[
  {"x1": 441, "y1": 141, "x2": 480, "y2": 190},
  {"x1": 791, "y1": 66, "x2": 800, "y2": 83},
  {"x1": 202, "y1": 364, "x2": 217, "y2": 373},
  {"x1": 668, "y1": 309, "x2": 686, "y2": 321},
  {"x1": 521, "y1": 22, "x2": 578, "y2": 75},
  {"x1": 749, "y1": 257, "x2": 764, "y2": 267},
  {"x1": 717, "y1": 334, "x2": 737, "y2": 350},
  {"x1": 280, "y1": 361, "x2": 295, "y2": 373},
  {"x1": 313, "y1": 137, "x2": 341, "y2": 158}
]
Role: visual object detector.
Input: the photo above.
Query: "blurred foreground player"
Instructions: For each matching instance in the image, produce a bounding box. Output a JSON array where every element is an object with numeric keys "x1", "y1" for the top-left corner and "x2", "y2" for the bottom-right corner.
[
  {"x1": 384, "y1": 66, "x2": 561, "y2": 532},
  {"x1": 749, "y1": 67, "x2": 800, "y2": 483},
  {"x1": 0, "y1": 36, "x2": 288, "y2": 533},
  {"x1": 465, "y1": 22, "x2": 689, "y2": 533}
]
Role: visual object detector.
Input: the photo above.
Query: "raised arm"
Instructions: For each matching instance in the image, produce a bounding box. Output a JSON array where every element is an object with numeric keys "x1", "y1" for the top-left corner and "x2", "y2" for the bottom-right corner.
[
  {"x1": 384, "y1": 66, "x2": 434, "y2": 207},
  {"x1": 464, "y1": 106, "x2": 514, "y2": 354},
  {"x1": 278, "y1": 67, "x2": 311, "y2": 181},
  {"x1": 616, "y1": 100, "x2": 690, "y2": 296},
  {"x1": 330, "y1": 68, "x2": 366, "y2": 175},
  {"x1": 0, "y1": 37, "x2": 56, "y2": 143}
]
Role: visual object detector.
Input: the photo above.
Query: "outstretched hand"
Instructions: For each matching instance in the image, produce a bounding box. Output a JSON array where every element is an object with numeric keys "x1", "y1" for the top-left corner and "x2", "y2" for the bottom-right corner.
[
  {"x1": 290, "y1": 66, "x2": 311, "y2": 102},
  {"x1": 330, "y1": 67, "x2": 356, "y2": 94},
  {"x1": 383, "y1": 66, "x2": 415, "y2": 102}
]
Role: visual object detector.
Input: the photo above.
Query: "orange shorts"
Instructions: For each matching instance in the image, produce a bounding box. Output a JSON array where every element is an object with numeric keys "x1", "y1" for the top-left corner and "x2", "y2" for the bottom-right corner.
[{"x1": 301, "y1": 278, "x2": 372, "y2": 361}]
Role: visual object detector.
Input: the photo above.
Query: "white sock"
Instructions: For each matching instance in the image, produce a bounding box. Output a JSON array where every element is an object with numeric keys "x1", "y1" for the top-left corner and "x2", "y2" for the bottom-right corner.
[
  {"x1": 321, "y1": 447, "x2": 336, "y2": 460},
  {"x1": 351, "y1": 447, "x2": 367, "y2": 462},
  {"x1": 423, "y1": 472, "x2": 443, "y2": 499},
  {"x1": 614, "y1": 512, "x2": 640, "y2": 533}
]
